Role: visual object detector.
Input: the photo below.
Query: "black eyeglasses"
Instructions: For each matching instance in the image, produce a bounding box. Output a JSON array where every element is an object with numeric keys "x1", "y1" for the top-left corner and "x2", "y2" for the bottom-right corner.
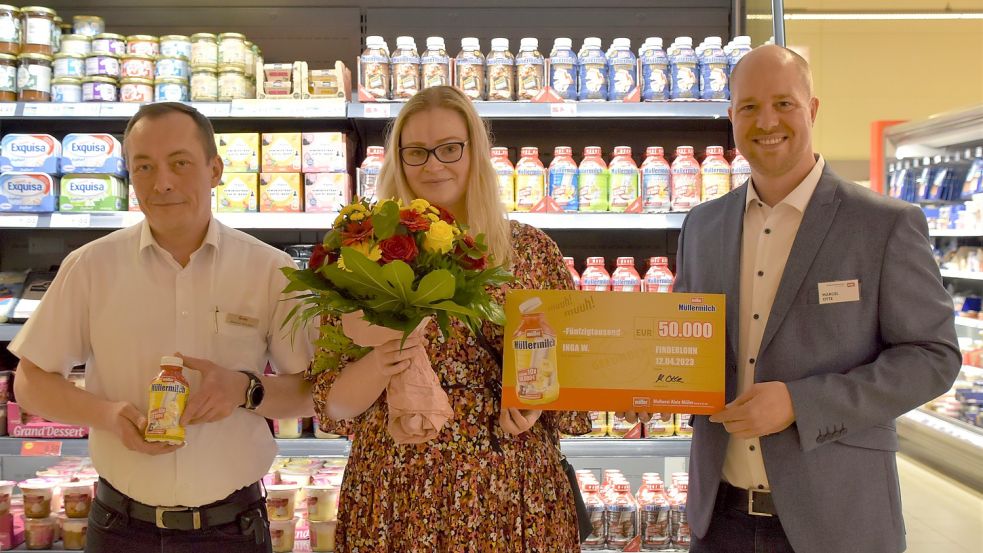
[{"x1": 399, "y1": 141, "x2": 468, "y2": 166}]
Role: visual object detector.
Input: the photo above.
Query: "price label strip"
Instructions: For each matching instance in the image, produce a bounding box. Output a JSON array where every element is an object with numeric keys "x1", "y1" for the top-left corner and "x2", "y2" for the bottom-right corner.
[
  {"x1": 501, "y1": 289, "x2": 725, "y2": 414},
  {"x1": 0, "y1": 214, "x2": 39, "y2": 227},
  {"x1": 192, "y1": 102, "x2": 232, "y2": 118},
  {"x1": 0, "y1": 103, "x2": 17, "y2": 117},
  {"x1": 99, "y1": 103, "x2": 140, "y2": 117},
  {"x1": 21, "y1": 441, "x2": 63, "y2": 456},
  {"x1": 362, "y1": 103, "x2": 392, "y2": 118},
  {"x1": 50, "y1": 213, "x2": 91, "y2": 228},
  {"x1": 549, "y1": 103, "x2": 578, "y2": 117}
]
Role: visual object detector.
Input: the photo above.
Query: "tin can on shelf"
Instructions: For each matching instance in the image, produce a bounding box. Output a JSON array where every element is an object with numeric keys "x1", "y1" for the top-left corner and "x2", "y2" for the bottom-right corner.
[
  {"x1": 155, "y1": 77, "x2": 188, "y2": 102},
  {"x1": 16, "y1": 52, "x2": 51, "y2": 101},
  {"x1": 121, "y1": 54, "x2": 154, "y2": 80},
  {"x1": 0, "y1": 52, "x2": 16, "y2": 101},
  {"x1": 53, "y1": 52, "x2": 84, "y2": 79},
  {"x1": 82, "y1": 75, "x2": 117, "y2": 102},
  {"x1": 191, "y1": 68, "x2": 217, "y2": 101},
  {"x1": 20, "y1": 6, "x2": 56, "y2": 56},
  {"x1": 155, "y1": 56, "x2": 189, "y2": 80},
  {"x1": 85, "y1": 54, "x2": 120, "y2": 79},
  {"x1": 120, "y1": 77, "x2": 152, "y2": 103},
  {"x1": 218, "y1": 65, "x2": 247, "y2": 100},
  {"x1": 0, "y1": 5, "x2": 20, "y2": 56},
  {"x1": 159, "y1": 35, "x2": 191, "y2": 61},
  {"x1": 72, "y1": 15, "x2": 103, "y2": 37},
  {"x1": 126, "y1": 34, "x2": 158, "y2": 57},
  {"x1": 190, "y1": 33, "x2": 217, "y2": 68},
  {"x1": 59, "y1": 34, "x2": 91, "y2": 56},
  {"x1": 91, "y1": 32, "x2": 125, "y2": 57},
  {"x1": 243, "y1": 40, "x2": 255, "y2": 77},
  {"x1": 51, "y1": 77, "x2": 81, "y2": 102},
  {"x1": 217, "y1": 32, "x2": 246, "y2": 70}
]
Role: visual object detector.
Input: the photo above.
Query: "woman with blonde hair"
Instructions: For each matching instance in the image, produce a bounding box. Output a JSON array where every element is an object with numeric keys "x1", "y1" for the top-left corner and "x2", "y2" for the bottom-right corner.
[{"x1": 308, "y1": 85, "x2": 590, "y2": 551}]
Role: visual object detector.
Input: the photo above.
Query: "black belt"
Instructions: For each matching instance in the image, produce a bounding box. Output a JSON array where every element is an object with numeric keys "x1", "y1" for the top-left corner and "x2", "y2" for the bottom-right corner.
[
  {"x1": 717, "y1": 482, "x2": 778, "y2": 517},
  {"x1": 95, "y1": 478, "x2": 264, "y2": 531}
]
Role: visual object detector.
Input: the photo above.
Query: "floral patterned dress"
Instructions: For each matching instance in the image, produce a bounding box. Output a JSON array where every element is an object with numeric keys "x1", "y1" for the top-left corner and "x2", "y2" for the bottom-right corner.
[{"x1": 309, "y1": 220, "x2": 591, "y2": 553}]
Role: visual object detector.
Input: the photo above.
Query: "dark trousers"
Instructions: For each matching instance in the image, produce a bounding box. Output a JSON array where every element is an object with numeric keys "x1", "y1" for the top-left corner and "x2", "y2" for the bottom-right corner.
[
  {"x1": 86, "y1": 481, "x2": 272, "y2": 553},
  {"x1": 690, "y1": 484, "x2": 796, "y2": 553}
]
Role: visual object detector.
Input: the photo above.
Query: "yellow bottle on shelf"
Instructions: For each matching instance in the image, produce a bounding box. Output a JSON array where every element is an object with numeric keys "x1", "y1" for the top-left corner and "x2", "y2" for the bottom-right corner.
[
  {"x1": 144, "y1": 355, "x2": 190, "y2": 445},
  {"x1": 675, "y1": 413, "x2": 693, "y2": 437},
  {"x1": 513, "y1": 297, "x2": 559, "y2": 405}
]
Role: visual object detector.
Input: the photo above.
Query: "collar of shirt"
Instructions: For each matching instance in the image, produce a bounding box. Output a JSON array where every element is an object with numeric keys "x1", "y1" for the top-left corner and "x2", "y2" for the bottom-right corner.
[
  {"x1": 138, "y1": 216, "x2": 221, "y2": 257},
  {"x1": 745, "y1": 155, "x2": 826, "y2": 213}
]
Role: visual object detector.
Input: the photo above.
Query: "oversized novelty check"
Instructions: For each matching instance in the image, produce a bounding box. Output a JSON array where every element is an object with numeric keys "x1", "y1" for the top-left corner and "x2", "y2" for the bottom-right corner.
[{"x1": 501, "y1": 290, "x2": 725, "y2": 414}]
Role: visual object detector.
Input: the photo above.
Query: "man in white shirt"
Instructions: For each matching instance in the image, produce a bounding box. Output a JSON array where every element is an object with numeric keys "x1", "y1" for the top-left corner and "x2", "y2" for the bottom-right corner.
[
  {"x1": 8, "y1": 102, "x2": 315, "y2": 552},
  {"x1": 669, "y1": 45, "x2": 960, "y2": 553}
]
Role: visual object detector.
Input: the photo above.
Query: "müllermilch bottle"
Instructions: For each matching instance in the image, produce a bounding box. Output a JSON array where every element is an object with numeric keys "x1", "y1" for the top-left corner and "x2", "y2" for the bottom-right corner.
[{"x1": 515, "y1": 37, "x2": 545, "y2": 101}]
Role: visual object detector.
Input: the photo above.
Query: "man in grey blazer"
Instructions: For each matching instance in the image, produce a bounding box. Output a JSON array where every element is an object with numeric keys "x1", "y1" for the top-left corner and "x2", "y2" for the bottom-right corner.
[{"x1": 674, "y1": 45, "x2": 961, "y2": 552}]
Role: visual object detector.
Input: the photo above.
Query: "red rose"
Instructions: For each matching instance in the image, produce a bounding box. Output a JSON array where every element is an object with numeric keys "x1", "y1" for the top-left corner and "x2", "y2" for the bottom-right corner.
[
  {"x1": 342, "y1": 219, "x2": 374, "y2": 246},
  {"x1": 308, "y1": 243, "x2": 328, "y2": 270},
  {"x1": 455, "y1": 235, "x2": 487, "y2": 271},
  {"x1": 434, "y1": 205, "x2": 456, "y2": 224},
  {"x1": 379, "y1": 234, "x2": 419, "y2": 263},
  {"x1": 399, "y1": 209, "x2": 431, "y2": 232}
]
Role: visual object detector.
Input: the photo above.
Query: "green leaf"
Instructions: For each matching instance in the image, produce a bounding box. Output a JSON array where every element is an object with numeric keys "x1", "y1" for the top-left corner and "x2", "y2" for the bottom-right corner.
[
  {"x1": 371, "y1": 200, "x2": 400, "y2": 240},
  {"x1": 380, "y1": 260, "x2": 415, "y2": 305},
  {"x1": 409, "y1": 269, "x2": 457, "y2": 306},
  {"x1": 429, "y1": 300, "x2": 479, "y2": 318},
  {"x1": 323, "y1": 230, "x2": 343, "y2": 250},
  {"x1": 337, "y1": 246, "x2": 394, "y2": 295}
]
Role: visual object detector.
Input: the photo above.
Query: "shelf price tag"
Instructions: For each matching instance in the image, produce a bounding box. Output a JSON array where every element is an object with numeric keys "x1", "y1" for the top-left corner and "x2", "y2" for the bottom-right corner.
[
  {"x1": 192, "y1": 102, "x2": 231, "y2": 117},
  {"x1": 362, "y1": 103, "x2": 391, "y2": 118},
  {"x1": 58, "y1": 103, "x2": 102, "y2": 117},
  {"x1": 99, "y1": 103, "x2": 140, "y2": 117},
  {"x1": 0, "y1": 103, "x2": 17, "y2": 117},
  {"x1": 0, "y1": 214, "x2": 39, "y2": 227},
  {"x1": 21, "y1": 441, "x2": 63, "y2": 456},
  {"x1": 50, "y1": 213, "x2": 91, "y2": 228},
  {"x1": 22, "y1": 104, "x2": 64, "y2": 117},
  {"x1": 303, "y1": 99, "x2": 346, "y2": 118},
  {"x1": 549, "y1": 103, "x2": 578, "y2": 117}
]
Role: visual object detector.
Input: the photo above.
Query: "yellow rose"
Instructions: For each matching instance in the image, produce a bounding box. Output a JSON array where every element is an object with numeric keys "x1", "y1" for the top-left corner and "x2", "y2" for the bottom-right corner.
[
  {"x1": 423, "y1": 220, "x2": 455, "y2": 254},
  {"x1": 426, "y1": 213, "x2": 440, "y2": 223},
  {"x1": 338, "y1": 241, "x2": 382, "y2": 270},
  {"x1": 350, "y1": 211, "x2": 365, "y2": 222},
  {"x1": 410, "y1": 198, "x2": 431, "y2": 214}
]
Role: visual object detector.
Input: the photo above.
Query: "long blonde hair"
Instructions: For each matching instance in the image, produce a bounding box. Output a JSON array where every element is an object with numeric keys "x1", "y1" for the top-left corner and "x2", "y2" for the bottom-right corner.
[{"x1": 376, "y1": 86, "x2": 512, "y2": 266}]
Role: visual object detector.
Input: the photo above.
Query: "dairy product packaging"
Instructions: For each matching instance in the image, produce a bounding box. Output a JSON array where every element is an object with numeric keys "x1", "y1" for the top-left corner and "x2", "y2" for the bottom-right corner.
[
  {"x1": 59, "y1": 174, "x2": 126, "y2": 211},
  {"x1": 1, "y1": 134, "x2": 62, "y2": 174},
  {"x1": 59, "y1": 134, "x2": 126, "y2": 177},
  {"x1": 0, "y1": 172, "x2": 58, "y2": 212}
]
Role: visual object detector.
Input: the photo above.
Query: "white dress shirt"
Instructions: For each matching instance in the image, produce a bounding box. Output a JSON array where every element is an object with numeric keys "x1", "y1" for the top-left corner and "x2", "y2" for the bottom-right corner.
[
  {"x1": 722, "y1": 156, "x2": 826, "y2": 490},
  {"x1": 9, "y1": 218, "x2": 312, "y2": 507}
]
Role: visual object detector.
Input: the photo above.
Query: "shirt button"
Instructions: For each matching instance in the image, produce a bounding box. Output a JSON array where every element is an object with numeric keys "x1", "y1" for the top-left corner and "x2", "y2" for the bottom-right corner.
[
  {"x1": 753, "y1": 313, "x2": 760, "y2": 320},
  {"x1": 758, "y1": 485, "x2": 765, "y2": 490},
  {"x1": 749, "y1": 445, "x2": 756, "y2": 451},
  {"x1": 764, "y1": 228, "x2": 772, "y2": 234},
  {"x1": 758, "y1": 202, "x2": 764, "y2": 208},
  {"x1": 749, "y1": 358, "x2": 755, "y2": 364},
  {"x1": 757, "y1": 270, "x2": 764, "y2": 277}
]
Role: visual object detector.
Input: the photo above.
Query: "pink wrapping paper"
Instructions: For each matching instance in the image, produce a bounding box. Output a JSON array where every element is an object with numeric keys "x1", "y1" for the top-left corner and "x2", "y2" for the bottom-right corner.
[{"x1": 341, "y1": 311, "x2": 453, "y2": 444}]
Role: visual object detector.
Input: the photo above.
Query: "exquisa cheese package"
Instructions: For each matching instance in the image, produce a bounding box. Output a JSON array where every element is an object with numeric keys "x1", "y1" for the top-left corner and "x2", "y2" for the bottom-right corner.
[
  {"x1": 302, "y1": 133, "x2": 347, "y2": 173},
  {"x1": 260, "y1": 173, "x2": 302, "y2": 212},
  {"x1": 59, "y1": 174, "x2": 127, "y2": 212},
  {"x1": 216, "y1": 173, "x2": 258, "y2": 212},
  {"x1": 60, "y1": 134, "x2": 126, "y2": 176},
  {"x1": 216, "y1": 133, "x2": 260, "y2": 173},
  {"x1": 0, "y1": 134, "x2": 61, "y2": 174},
  {"x1": 0, "y1": 172, "x2": 58, "y2": 212},
  {"x1": 304, "y1": 173, "x2": 349, "y2": 213},
  {"x1": 262, "y1": 133, "x2": 302, "y2": 173}
]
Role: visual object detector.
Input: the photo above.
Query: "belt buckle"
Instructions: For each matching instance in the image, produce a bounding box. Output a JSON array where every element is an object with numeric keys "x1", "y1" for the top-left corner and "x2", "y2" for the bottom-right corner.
[
  {"x1": 747, "y1": 489, "x2": 773, "y2": 517},
  {"x1": 155, "y1": 506, "x2": 201, "y2": 530}
]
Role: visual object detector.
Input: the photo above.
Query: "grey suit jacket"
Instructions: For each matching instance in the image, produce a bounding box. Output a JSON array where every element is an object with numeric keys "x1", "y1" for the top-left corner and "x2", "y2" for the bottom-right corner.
[{"x1": 674, "y1": 165, "x2": 960, "y2": 553}]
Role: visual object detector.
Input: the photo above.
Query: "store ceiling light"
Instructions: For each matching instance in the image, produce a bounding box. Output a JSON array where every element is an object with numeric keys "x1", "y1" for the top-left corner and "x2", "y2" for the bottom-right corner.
[{"x1": 748, "y1": 12, "x2": 983, "y2": 21}]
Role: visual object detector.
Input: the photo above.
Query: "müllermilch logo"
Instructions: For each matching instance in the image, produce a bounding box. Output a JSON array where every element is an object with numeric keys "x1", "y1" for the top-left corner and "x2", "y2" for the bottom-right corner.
[
  {"x1": 151, "y1": 383, "x2": 186, "y2": 393},
  {"x1": 514, "y1": 337, "x2": 557, "y2": 350},
  {"x1": 678, "y1": 296, "x2": 716, "y2": 312}
]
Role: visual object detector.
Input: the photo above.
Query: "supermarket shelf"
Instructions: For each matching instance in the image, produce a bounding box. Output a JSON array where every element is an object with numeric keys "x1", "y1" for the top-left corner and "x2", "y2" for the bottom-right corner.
[
  {"x1": 898, "y1": 407, "x2": 983, "y2": 492},
  {"x1": 0, "y1": 323, "x2": 20, "y2": 341},
  {"x1": 510, "y1": 212, "x2": 686, "y2": 230},
  {"x1": 0, "y1": 212, "x2": 339, "y2": 231},
  {"x1": 349, "y1": 100, "x2": 730, "y2": 120},
  {"x1": 939, "y1": 269, "x2": 983, "y2": 281},
  {"x1": 886, "y1": 104, "x2": 983, "y2": 154},
  {"x1": 955, "y1": 316, "x2": 983, "y2": 330},
  {"x1": 0, "y1": 212, "x2": 687, "y2": 231},
  {"x1": 0, "y1": 437, "x2": 690, "y2": 459},
  {"x1": 930, "y1": 228, "x2": 983, "y2": 237},
  {"x1": 960, "y1": 364, "x2": 983, "y2": 376},
  {"x1": 0, "y1": 100, "x2": 347, "y2": 120}
]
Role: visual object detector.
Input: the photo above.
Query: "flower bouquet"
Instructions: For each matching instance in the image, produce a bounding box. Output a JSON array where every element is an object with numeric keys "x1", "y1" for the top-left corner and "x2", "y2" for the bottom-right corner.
[{"x1": 282, "y1": 197, "x2": 513, "y2": 443}]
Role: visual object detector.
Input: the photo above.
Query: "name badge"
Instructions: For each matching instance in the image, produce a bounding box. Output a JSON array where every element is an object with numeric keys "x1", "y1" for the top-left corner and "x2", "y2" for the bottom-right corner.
[
  {"x1": 818, "y1": 279, "x2": 860, "y2": 305},
  {"x1": 225, "y1": 313, "x2": 259, "y2": 328}
]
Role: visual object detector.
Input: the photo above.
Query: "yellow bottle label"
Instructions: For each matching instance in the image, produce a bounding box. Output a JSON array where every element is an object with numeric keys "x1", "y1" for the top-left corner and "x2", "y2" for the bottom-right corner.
[
  {"x1": 145, "y1": 371, "x2": 190, "y2": 445},
  {"x1": 514, "y1": 324, "x2": 559, "y2": 405}
]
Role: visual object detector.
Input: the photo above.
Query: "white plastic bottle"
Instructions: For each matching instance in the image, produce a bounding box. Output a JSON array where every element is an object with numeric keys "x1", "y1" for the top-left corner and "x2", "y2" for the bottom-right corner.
[
  {"x1": 455, "y1": 37, "x2": 485, "y2": 100},
  {"x1": 607, "y1": 37, "x2": 637, "y2": 101},
  {"x1": 699, "y1": 36, "x2": 729, "y2": 100},
  {"x1": 669, "y1": 36, "x2": 699, "y2": 99},
  {"x1": 491, "y1": 147, "x2": 515, "y2": 211},
  {"x1": 421, "y1": 36, "x2": 450, "y2": 89},
  {"x1": 641, "y1": 146, "x2": 672, "y2": 212},
  {"x1": 515, "y1": 37, "x2": 545, "y2": 101},
  {"x1": 359, "y1": 35, "x2": 390, "y2": 100},
  {"x1": 486, "y1": 38, "x2": 515, "y2": 101},
  {"x1": 578, "y1": 37, "x2": 608, "y2": 101},
  {"x1": 731, "y1": 149, "x2": 751, "y2": 189},
  {"x1": 391, "y1": 36, "x2": 421, "y2": 100},
  {"x1": 640, "y1": 37, "x2": 670, "y2": 102},
  {"x1": 549, "y1": 37, "x2": 578, "y2": 101},
  {"x1": 729, "y1": 35, "x2": 752, "y2": 71}
]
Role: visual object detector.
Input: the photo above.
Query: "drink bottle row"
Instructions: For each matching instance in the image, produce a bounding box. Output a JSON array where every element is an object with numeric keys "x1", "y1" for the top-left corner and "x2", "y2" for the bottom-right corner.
[
  {"x1": 566, "y1": 256, "x2": 675, "y2": 293},
  {"x1": 579, "y1": 469, "x2": 691, "y2": 550},
  {"x1": 887, "y1": 146, "x2": 983, "y2": 204},
  {"x1": 359, "y1": 34, "x2": 754, "y2": 102}
]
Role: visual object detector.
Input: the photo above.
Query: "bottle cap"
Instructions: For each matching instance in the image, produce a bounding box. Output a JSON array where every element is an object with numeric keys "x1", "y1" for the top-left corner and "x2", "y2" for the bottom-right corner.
[
  {"x1": 586, "y1": 256, "x2": 605, "y2": 266},
  {"x1": 554, "y1": 37, "x2": 573, "y2": 49},
  {"x1": 518, "y1": 297, "x2": 543, "y2": 314},
  {"x1": 160, "y1": 355, "x2": 184, "y2": 368},
  {"x1": 366, "y1": 36, "x2": 385, "y2": 49},
  {"x1": 616, "y1": 257, "x2": 635, "y2": 267},
  {"x1": 462, "y1": 37, "x2": 480, "y2": 51},
  {"x1": 490, "y1": 146, "x2": 508, "y2": 157},
  {"x1": 426, "y1": 36, "x2": 445, "y2": 50},
  {"x1": 706, "y1": 36, "x2": 722, "y2": 46},
  {"x1": 646, "y1": 146, "x2": 664, "y2": 157},
  {"x1": 520, "y1": 37, "x2": 538, "y2": 51},
  {"x1": 584, "y1": 37, "x2": 602, "y2": 49},
  {"x1": 554, "y1": 146, "x2": 572, "y2": 156},
  {"x1": 520, "y1": 146, "x2": 539, "y2": 157},
  {"x1": 491, "y1": 38, "x2": 509, "y2": 51},
  {"x1": 613, "y1": 37, "x2": 631, "y2": 49},
  {"x1": 676, "y1": 36, "x2": 693, "y2": 47},
  {"x1": 614, "y1": 146, "x2": 632, "y2": 157},
  {"x1": 649, "y1": 256, "x2": 669, "y2": 266},
  {"x1": 396, "y1": 36, "x2": 414, "y2": 48}
]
